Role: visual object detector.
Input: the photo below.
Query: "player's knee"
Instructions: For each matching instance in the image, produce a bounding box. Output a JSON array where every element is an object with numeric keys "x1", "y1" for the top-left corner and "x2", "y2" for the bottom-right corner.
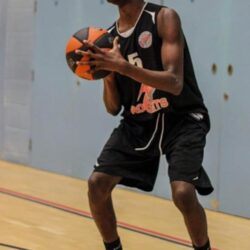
[
  {"x1": 88, "y1": 174, "x2": 111, "y2": 203},
  {"x1": 172, "y1": 183, "x2": 197, "y2": 214}
]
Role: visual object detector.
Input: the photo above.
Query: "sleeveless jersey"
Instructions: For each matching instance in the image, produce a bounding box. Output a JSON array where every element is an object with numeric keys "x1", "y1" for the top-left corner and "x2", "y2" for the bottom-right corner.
[{"x1": 108, "y1": 2, "x2": 208, "y2": 121}]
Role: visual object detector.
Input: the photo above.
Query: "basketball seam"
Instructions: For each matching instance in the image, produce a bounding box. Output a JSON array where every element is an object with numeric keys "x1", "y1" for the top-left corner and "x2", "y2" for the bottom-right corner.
[
  {"x1": 94, "y1": 32, "x2": 112, "y2": 47},
  {"x1": 73, "y1": 27, "x2": 89, "y2": 43}
]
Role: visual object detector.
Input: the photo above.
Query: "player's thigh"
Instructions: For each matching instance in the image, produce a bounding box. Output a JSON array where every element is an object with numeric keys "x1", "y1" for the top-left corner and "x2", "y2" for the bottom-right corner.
[{"x1": 166, "y1": 115, "x2": 208, "y2": 182}]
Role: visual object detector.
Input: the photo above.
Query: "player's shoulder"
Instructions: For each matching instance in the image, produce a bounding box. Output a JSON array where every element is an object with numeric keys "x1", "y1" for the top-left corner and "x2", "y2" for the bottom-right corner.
[
  {"x1": 156, "y1": 7, "x2": 182, "y2": 39},
  {"x1": 146, "y1": 1, "x2": 179, "y2": 17},
  {"x1": 157, "y1": 7, "x2": 181, "y2": 25}
]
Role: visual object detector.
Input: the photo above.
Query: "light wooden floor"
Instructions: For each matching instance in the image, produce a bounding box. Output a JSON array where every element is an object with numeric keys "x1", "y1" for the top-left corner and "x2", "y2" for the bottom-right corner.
[{"x1": 0, "y1": 161, "x2": 249, "y2": 250}]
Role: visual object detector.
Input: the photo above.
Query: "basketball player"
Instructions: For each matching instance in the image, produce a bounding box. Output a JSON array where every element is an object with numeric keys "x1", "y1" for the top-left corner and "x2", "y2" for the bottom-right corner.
[{"x1": 77, "y1": 1, "x2": 213, "y2": 249}]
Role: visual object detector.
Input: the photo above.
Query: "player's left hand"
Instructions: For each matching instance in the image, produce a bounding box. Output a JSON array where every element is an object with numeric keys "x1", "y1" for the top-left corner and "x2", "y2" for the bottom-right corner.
[{"x1": 76, "y1": 37, "x2": 126, "y2": 74}]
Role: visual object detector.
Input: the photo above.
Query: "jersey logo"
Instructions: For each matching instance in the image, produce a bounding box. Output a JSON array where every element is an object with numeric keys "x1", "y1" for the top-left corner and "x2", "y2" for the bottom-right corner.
[
  {"x1": 137, "y1": 84, "x2": 155, "y2": 102},
  {"x1": 128, "y1": 52, "x2": 169, "y2": 114},
  {"x1": 130, "y1": 84, "x2": 169, "y2": 114},
  {"x1": 138, "y1": 31, "x2": 153, "y2": 49}
]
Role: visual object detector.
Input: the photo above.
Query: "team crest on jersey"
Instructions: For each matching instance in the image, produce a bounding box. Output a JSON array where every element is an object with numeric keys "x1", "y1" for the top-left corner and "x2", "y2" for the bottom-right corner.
[{"x1": 138, "y1": 31, "x2": 152, "y2": 49}]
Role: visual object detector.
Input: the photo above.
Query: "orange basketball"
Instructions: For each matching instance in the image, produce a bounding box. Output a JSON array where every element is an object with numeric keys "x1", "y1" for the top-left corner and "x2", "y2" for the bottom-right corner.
[{"x1": 65, "y1": 27, "x2": 114, "y2": 80}]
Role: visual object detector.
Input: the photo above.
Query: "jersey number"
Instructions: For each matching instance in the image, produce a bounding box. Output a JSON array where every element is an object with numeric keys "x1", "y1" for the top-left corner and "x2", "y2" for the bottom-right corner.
[{"x1": 128, "y1": 52, "x2": 143, "y2": 68}]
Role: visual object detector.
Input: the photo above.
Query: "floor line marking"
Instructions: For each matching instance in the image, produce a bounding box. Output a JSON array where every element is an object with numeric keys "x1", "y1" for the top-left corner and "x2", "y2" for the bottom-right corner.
[
  {"x1": 0, "y1": 187, "x2": 219, "y2": 249},
  {"x1": 0, "y1": 242, "x2": 30, "y2": 250}
]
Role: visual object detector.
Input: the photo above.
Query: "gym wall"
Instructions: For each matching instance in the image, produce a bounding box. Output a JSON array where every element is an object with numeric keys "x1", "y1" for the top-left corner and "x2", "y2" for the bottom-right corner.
[
  {"x1": 0, "y1": 0, "x2": 34, "y2": 163},
  {"x1": 0, "y1": 0, "x2": 249, "y2": 218}
]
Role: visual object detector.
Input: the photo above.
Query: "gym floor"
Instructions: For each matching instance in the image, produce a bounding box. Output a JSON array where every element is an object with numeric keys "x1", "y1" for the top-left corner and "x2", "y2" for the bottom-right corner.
[{"x1": 0, "y1": 161, "x2": 249, "y2": 250}]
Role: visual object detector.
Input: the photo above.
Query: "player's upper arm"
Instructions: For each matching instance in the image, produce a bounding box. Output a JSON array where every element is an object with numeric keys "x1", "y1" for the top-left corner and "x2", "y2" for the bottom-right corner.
[{"x1": 157, "y1": 8, "x2": 184, "y2": 95}]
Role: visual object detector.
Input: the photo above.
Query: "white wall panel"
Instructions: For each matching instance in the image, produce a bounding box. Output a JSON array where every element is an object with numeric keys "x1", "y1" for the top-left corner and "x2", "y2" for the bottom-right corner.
[
  {"x1": 1, "y1": 0, "x2": 35, "y2": 163},
  {"x1": 218, "y1": 1, "x2": 250, "y2": 218},
  {"x1": 0, "y1": 0, "x2": 8, "y2": 157},
  {"x1": 31, "y1": 0, "x2": 118, "y2": 177}
]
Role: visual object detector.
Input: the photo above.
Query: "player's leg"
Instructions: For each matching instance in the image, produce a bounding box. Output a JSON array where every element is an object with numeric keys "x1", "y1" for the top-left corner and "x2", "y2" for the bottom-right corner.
[
  {"x1": 165, "y1": 113, "x2": 213, "y2": 249},
  {"x1": 171, "y1": 181, "x2": 210, "y2": 248},
  {"x1": 88, "y1": 171, "x2": 122, "y2": 243},
  {"x1": 90, "y1": 118, "x2": 160, "y2": 249}
]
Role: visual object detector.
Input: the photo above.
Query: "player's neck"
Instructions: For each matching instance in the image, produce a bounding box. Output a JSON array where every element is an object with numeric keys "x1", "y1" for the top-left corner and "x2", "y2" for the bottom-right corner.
[{"x1": 117, "y1": 0, "x2": 145, "y2": 32}]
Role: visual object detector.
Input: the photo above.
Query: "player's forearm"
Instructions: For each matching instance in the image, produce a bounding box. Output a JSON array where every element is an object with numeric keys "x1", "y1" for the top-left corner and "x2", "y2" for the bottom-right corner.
[
  {"x1": 119, "y1": 61, "x2": 183, "y2": 96},
  {"x1": 103, "y1": 74, "x2": 121, "y2": 116}
]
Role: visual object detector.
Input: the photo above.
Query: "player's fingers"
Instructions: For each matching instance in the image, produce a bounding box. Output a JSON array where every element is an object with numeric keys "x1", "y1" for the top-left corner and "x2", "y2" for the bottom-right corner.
[
  {"x1": 75, "y1": 49, "x2": 93, "y2": 57},
  {"x1": 75, "y1": 50, "x2": 102, "y2": 60},
  {"x1": 91, "y1": 44, "x2": 105, "y2": 54},
  {"x1": 75, "y1": 50, "x2": 88, "y2": 56},
  {"x1": 89, "y1": 64, "x2": 103, "y2": 74},
  {"x1": 76, "y1": 60, "x2": 96, "y2": 66},
  {"x1": 89, "y1": 52, "x2": 103, "y2": 59},
  {"x1": 83, "y1": 40, "x2": 104, "y2": 54},
  {"x1": 90, "y1": 62, "x2": 103, "y2": 71}
]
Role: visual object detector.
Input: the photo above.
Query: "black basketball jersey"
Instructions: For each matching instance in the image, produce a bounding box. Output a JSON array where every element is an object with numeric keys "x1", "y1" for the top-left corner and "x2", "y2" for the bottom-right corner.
[{"x1": 108, "y1": 2, "x2": 208, "y2": 121}]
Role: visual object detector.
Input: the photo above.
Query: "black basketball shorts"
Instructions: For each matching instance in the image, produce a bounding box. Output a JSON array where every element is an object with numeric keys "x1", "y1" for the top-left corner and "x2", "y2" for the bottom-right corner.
[{"x1": 93, "y1": 112, "x2": 214, "y2": 195}]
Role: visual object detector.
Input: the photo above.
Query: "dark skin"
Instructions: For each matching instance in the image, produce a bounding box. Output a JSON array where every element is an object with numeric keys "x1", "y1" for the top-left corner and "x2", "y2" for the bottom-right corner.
[{"x1": 81, "y1": 0, "x2": 210, "y2": 247}]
